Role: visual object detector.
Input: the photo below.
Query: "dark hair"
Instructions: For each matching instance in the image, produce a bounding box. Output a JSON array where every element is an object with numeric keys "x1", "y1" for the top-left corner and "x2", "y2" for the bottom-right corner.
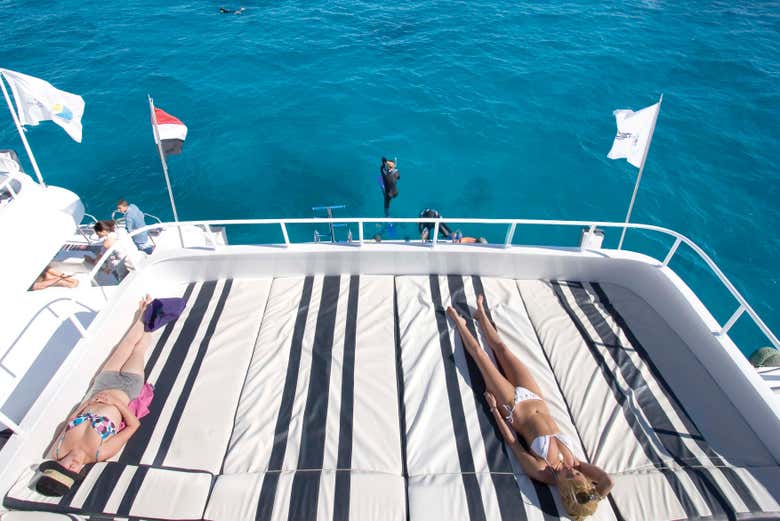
[
  {"x1": 117, "y1": 199, "x2": 129, "y2": 208},
  {"x1": 35, "y1": 461, "x2": 85, "y2": 497},
  {"x1": 94, "y1": 220, "x2": 115, "y2": 234},
  {"x1": 381, "y1": 157, "x2": 387, "y2": 165}
]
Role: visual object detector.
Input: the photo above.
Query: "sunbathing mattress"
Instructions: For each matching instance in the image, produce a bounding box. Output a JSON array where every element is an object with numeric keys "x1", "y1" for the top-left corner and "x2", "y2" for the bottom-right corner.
[
  {"x1": 519, "y1": 279, "x2": 780, "y2": 520},
  {"x1": 5, "y1": 276, "x2": 780, "y2": 521}
]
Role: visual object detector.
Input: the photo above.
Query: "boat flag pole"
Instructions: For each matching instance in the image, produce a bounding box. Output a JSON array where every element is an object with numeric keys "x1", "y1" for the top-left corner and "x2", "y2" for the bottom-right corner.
[
  {"x1": 148, "y1": 94, "x2": 184, "y2": 246},
  {"x1": 618, "y1": 93, "x2": 663, "y2": 250},
  {"x1": 0, "y1": 73, "x2": 46, "y2": 187}
]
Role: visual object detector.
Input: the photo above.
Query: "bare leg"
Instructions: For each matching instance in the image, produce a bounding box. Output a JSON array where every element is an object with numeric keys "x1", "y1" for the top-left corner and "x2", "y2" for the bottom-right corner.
[
  {"x1": 99, "y1": 295, "x2": 151, "y2": 373},
  {"x1": 475, "y1": 295, "x2": 544, "y2": 398},
  {"x1": 119, "y1": 333, "x2": 151, "y2": 376},
  {"x1": 446, "y1": 306, "x2": 515, "y2": 405}
]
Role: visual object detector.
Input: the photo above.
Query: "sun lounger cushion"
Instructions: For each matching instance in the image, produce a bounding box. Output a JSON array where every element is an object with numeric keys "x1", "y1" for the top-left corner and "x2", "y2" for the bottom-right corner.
[
  {"x1": 518, "y1": 279, "x2": 780, "y2": 520},
  {"x1": 205, "y1": 471, "x2": 406, "y2": 521},
  {"x1": 6, "y1": 275, "x2": 780, "y2": 521},
  {"x1": 211, "y1": 275, "x2": 404, "y2": 520},
  {"x1": 115, "y1": 278, "x2": 270, "y2": 474},
  {"x1": 395, "y1": 275, "x2": 618, "y2": 521},
  {"x1": 4, "y1": 462, "x2": 212, "y2": 520}
]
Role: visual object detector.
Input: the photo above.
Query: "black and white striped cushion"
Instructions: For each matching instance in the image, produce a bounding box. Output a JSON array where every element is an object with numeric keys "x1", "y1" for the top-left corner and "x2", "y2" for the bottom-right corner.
[
  {"x1": 4, "y1": 278, "x2": 272, "y2": 520},
  {"x1": 395, "y1": 275, "x2": 619, "y2": 521},
  {"x1": 7, "y1": 275, "x2": 780, "y2": 521},
  {"x1": 208, "y1": 276, "x2": 405, "y2": 521},
  {"x1": 4, "y1": 463, "x2": 211, "y2": 520},
  {"x1": 519, "y1": 279, "x2": 780, "y2": 520},
  {"x1": 116, "y1": 278, "x2": 271, "y2": 473}
]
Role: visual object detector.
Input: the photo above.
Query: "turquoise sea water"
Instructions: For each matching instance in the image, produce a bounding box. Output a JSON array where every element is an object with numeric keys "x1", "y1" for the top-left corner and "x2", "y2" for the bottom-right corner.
[{"x1": 1, "y1": 1, "x2": 777, "y2": 355}]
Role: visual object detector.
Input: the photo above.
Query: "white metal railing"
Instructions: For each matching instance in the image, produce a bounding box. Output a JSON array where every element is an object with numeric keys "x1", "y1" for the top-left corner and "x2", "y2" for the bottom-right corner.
[
  {"x1": 84, "y1": 217, "x2": 778, "y2": 351},
  {"x1": 110, "y1": 211, "x2": 163, "y2": 247},
  {"x1": 0, "y1": 297, "x2": 95, "y2": 435},
  {"x1": 0, "y1": 170, "x2": 24, "y2": 205}
]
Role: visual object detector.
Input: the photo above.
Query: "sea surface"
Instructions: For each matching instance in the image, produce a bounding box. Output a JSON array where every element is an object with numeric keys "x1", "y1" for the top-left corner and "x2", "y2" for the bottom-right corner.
[{"x1": 1, "y1": 1, "x2": 777, "y2": 355}]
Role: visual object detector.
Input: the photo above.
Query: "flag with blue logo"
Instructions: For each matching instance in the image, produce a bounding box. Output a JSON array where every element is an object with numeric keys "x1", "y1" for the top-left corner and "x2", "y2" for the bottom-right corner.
[
  {"x1": 607, "y1": 101, "x2": 660, "y2": 168},
  {"x1": 0, "y1": 68, "x2": 85, "y2": 142}
]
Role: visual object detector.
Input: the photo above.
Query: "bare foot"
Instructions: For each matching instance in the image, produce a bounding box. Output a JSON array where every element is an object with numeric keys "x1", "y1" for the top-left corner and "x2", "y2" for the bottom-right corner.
[
  {"x1": 446, "y1": 306, "x2": 467, "y2": 328},
  {"x1": 133, "y1": 294, "x2": 152, "y2": 323},
  {"x1": 475, "y1": 294, "x2": 488, "y2": 321}
]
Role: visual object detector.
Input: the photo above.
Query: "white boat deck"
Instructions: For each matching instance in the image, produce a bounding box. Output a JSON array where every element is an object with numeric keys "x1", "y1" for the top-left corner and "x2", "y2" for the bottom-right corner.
[
  {"x1": 2, "y1": 270, "x2": 779, "y2": 520},
  {"x1": 759, "y1": 367, "x2": 780, "y2": 396}
]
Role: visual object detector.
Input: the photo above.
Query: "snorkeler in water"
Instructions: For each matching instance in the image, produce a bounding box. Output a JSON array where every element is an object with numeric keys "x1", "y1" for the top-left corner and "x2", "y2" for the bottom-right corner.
[
  {"x1": 380, "y1": 157, "x2": 400, "y2": 217},
  {"x1": 219, "y1": 6, "x2": 245, "y2": 14}
]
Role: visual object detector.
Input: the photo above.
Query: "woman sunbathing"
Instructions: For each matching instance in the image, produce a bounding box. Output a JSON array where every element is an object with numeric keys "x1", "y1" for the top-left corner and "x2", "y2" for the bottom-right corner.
[
  {"x1": 30, "y1": 265, "x2": 79, "y2": 290},
  {"x1": 447, "y1": 295, "x2": 614, "y2": 520},
  {"x1": 36, "y1": 296, "x2": 153, "y2": 496}
]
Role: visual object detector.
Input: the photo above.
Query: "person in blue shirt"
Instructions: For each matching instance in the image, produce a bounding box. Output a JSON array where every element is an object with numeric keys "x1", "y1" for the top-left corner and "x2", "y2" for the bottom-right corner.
[{"x1": 116, "y1": 199, "x2": 154, "y2": 254}]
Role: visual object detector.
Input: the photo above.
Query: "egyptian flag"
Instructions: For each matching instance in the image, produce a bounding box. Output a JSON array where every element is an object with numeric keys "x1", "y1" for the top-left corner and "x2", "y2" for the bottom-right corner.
[{"x1": 153, "y1": 108, "x2": 188, "y2": 155}]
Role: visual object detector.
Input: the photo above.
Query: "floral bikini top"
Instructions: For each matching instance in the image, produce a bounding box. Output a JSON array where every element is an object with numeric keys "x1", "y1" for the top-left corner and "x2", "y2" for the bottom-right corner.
[{"x1": 56, "y1": 412, "x2": 117, "y2": 461}]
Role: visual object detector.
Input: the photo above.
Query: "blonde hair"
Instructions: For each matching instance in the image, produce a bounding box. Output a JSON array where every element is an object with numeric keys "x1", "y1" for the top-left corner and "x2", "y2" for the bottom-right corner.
[{"x1": 558, "y1": 475, "x2": 600, "y2": 520}]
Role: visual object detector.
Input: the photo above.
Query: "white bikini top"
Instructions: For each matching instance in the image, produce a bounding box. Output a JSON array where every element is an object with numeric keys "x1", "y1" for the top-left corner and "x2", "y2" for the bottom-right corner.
[{"x1": 531, "y1": 432, "x2": 575, "y2": 463}]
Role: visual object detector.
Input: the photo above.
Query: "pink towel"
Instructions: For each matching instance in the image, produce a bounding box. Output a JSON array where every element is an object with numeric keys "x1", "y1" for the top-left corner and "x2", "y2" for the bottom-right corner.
[{"x1": 119, "y1": 383, "x2": 154, "y2": 431}]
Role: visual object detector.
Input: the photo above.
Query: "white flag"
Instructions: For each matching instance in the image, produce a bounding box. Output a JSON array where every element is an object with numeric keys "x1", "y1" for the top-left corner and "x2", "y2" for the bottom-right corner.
[
  {"x1": 607, "y1": 101, "x2": 660, "y2": 168},
  {"x1": 0, "y1": 68, "x2": 85, "y2": 142}
]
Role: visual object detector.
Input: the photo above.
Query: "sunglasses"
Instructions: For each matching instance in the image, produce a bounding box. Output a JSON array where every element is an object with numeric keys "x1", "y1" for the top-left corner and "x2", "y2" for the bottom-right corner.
[{"x1": 575, "y1": 490, "x2": 600, "y2": 504}]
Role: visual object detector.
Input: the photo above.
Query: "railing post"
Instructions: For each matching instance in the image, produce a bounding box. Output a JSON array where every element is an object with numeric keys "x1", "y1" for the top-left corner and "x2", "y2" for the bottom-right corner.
[
  {"x1": 432, "y1": 221, "x2": 439, "y2": 248},
  {"x1": 208, "y1": 225, "x2": 218, "y2": 249},
  {"x1": 358, "y1": 220, "x2": 364, "y2": 246},
  {"x1": 718, "y1": 305, "x2": 745, "y2": 337},
  {"x1": 67, "y1": 313, "x2": 88, "y2": 338},
  {"x1": 280, "y1": 222, "x2": 290, "y2": 247},
  {"x1": 662, "y1": 237, "x2": 682, "y2": 267},
  {"x1": 504, "y1": 223, "x2": 516, "y2": 249},
  {"x1": 0, "y1": 410, "x2": 22, "y2": 436}
]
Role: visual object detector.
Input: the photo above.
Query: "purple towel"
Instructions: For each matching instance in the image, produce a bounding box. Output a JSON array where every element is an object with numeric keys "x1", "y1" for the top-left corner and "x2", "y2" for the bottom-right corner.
[{"x1": 142, "y1": 298, "x2": 186, "y2": 332}]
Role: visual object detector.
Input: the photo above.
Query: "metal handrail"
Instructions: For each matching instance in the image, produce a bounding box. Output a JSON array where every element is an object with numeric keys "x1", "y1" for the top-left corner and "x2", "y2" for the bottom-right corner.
[
  {"x1": 0, "y1": 170, "x2": 24, "y2": 203},
  {"x1": 110, "y1": 211, "x2": 162, "y2": 247},
  {"x1": 84, "y1": 217, "x2": 778, "y2": 350},
  {"x1": 110, "y1": 210, "x2": 163, "y2": 224},
  {"x1": 0, "y1": 297, "x2": 96, "y2": 435},
  {"x1": 81, "y1": 213, "x2": 99, "y2": 224}
]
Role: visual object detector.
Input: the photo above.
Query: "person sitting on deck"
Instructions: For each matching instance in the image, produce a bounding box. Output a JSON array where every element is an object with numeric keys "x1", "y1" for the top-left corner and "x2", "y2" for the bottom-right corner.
[
  {"x1": 116, "y1": 199, "x2": 154, "y2": 254},
  {"x1": 450, "y1": 229, "x2": 487, "y2": 244},
  {"x1": 418, "y1": 208, "x2": 452, "y2": 241},
  {"x1": 30, "y1": 265, "x2": 79, "y2": 290},
  {"x1": 35, "y1": 296, "x2": 155, "y2": 496},
  {"x1": 85, "y1": 220, "x2": 137, "y2": 277},
  {"x1": 447, "y1": 295, "x2": 614, "y2": 520}
]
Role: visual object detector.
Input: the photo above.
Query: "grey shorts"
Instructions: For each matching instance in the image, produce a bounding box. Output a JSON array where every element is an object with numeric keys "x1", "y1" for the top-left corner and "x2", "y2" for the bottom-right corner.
[{"x1": 87, "y1": 371, "x2": 144, "y2": 400}]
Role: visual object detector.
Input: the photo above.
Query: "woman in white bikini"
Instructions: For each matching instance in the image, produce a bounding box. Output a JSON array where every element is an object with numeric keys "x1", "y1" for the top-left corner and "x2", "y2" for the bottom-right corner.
[{"x1": 447, "y1": 296, "x2": 614, "y2": 520}]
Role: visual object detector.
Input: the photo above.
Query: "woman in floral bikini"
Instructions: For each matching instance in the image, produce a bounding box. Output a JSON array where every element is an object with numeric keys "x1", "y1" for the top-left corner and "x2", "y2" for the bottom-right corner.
[{"x1": 36, "y1": 296, "x2": 153, "y2": 496}]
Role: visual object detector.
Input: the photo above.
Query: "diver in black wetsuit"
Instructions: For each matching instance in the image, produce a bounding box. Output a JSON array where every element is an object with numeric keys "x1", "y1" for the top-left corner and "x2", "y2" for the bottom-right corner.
[
  {"x1": 418, "y1": 208, "x2": 452, "y2": 241},
  {"x1": 380, "y1": 157, "x2": 400, "y2": 217},
  {"x1": 219, "y1": 6, "x2": 245, "y2": 14}
]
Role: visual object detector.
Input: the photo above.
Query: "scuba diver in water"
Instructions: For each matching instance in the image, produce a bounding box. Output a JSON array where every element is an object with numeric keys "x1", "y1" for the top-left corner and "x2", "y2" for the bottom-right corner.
[
  {"x1": 418, "y1": 208, "x2": 452, "y2": 241},
  {"x1": 380, "y1": 157, "x2": 400, "y2": 217}
]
